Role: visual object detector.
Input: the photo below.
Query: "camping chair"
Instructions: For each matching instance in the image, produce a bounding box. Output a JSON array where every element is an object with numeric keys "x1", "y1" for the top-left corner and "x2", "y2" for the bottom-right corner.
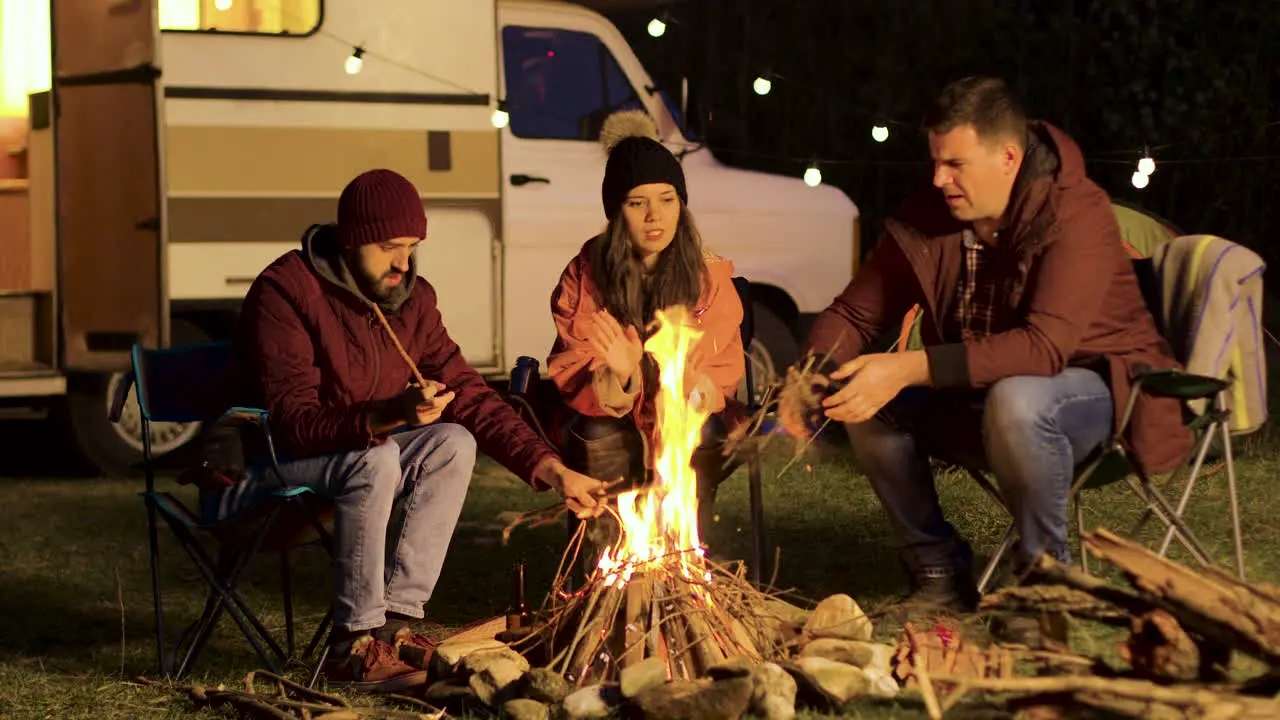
[
  {"x1": 108, "y1": 341, "x2": 336, "y2": 680},
  {"x1": 972, "y1": 239, "x2": 1262, "y2": 592},
  {"x1": 505, "y1": 277, "x2": 769, "y2": 584}
]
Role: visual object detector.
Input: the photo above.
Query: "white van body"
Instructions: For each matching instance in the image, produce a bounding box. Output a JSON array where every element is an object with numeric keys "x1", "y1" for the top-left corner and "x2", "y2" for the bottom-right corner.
[{"x1": 0, "y1": 0, "x2": 858, "y2": 474}]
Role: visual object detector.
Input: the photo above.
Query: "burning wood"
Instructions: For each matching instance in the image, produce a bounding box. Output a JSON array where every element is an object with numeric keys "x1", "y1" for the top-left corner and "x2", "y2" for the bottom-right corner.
[{"x1": 511, "y1": 306, "x2": 789, "y2": 687}]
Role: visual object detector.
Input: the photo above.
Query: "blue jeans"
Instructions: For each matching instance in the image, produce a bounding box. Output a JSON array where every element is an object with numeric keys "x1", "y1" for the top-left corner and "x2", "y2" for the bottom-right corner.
[
  {"x1": 847, "y1": 368, "x2": 1113, "y2": 571},
  {"x1": 200, "y1": 424, "x2": 476, "y2": 632}
]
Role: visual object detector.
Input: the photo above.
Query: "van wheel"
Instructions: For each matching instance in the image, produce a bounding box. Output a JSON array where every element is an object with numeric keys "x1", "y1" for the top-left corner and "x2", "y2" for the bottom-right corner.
[
  {"x1": 63, "y1": 320, "x2": 209, "y2": 477},
  {"x1": 744, "y1": 302, "x2": 798, "y2": 402}
]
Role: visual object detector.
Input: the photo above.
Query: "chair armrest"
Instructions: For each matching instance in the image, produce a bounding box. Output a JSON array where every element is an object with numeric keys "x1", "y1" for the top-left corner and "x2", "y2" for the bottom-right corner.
[
  {"x1": 213, "y1": 406, "x2": 288, "y2": 483},
  {"x1": 219, "y1": 406, "x2": 270, "y2": 426},
  {"x1": 1133, "y1": 368, "x2": 1232, "y2": 401}
]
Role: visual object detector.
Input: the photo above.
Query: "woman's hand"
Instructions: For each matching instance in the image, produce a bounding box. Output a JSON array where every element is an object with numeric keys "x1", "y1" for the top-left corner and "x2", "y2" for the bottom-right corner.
[{"x1": 586, "y1": 310, "x2": 644, "y2": 381}]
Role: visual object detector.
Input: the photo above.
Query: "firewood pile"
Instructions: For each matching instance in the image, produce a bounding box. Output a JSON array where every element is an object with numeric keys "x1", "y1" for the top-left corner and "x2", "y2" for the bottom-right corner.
[{"x1": 934, "y1": 528, "x2": 1280, "y2": 719}]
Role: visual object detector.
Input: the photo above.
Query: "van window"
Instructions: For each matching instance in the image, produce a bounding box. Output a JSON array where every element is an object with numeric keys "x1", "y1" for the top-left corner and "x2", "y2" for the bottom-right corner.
[
  {"x1": 159, "y1": 0, "x2": 321, "y2": 36},
  {"x1": 502, "y1": 26, "x2": 644, "y2": 141}
]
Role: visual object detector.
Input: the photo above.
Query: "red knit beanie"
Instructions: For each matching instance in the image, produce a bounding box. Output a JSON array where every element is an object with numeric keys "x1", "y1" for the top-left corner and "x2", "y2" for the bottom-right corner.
[{"x1": 337, "y1": 169, "x2": 427, "y2": 249}]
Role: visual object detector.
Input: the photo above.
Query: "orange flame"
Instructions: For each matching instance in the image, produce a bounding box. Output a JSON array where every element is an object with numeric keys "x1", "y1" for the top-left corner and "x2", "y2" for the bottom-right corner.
[{"x1": 597, "y1": 306, "x2": 712, "y2": 588}]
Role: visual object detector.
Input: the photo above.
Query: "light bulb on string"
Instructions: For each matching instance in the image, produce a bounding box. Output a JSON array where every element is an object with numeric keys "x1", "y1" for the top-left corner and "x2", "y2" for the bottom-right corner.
[
  {"x1": 803, "y1": 164, "x2": 823, "y2": 188},
  {"x1": 871, "y1": 125, "x2": 889, "y2": 143},
  {"x1": 214, "y1": 0, "x2": 232, "y2": 10},
  {"x1": 491, "y1": 101, "x2": 510, "y2": 129},
  {"x1": 753, "y1": 76, "x2": 772, "y2": 96},
  {"x1": 647, "y1": 18, "x2": 667, "y2": 37},
  {"x1": 1131, "y1": 170, "x2": 1150, "y2": 189},
  {"x1": 345, "y1": 46, "x2": 365, "y2": 75},
  {"x1": 1138, "y1": 155, "x2": 1156, "y2": 176}
]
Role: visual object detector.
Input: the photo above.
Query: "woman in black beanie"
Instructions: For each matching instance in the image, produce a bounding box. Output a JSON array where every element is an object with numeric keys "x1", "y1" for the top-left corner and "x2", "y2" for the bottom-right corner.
[{"x1": 545, "y1": 110, "x2": 747, "y2": 548}]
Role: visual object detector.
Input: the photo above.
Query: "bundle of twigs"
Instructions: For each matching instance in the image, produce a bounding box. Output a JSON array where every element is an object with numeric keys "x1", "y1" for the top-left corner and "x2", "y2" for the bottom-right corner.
[
  {"x1": 720, "y1": 349, "x2": 839, "y2": 477},
  {"x1": 510, "y1": 520, "x2": 788, "y2": 687}
]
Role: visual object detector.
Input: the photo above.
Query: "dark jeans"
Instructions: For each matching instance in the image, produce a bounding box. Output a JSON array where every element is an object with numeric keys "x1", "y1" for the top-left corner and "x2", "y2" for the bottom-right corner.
[
  {"x1": 563, "y1": 414, "x2": 729, "y2": 561},
  {"x1": 847, "y1": 368, "x2": 1113, "y2": 573}
]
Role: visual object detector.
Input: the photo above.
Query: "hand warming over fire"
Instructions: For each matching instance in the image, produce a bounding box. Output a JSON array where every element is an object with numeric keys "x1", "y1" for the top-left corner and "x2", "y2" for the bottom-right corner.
[
  {"x1": 586, "y1": 310, "x2": 643, "y2": 380},
  {"x1": 822, "y1": 351, "x2": 930, "y2": 424},
  {"x1": 534, "y1": 456, "x2": 608, "y2": 518}
]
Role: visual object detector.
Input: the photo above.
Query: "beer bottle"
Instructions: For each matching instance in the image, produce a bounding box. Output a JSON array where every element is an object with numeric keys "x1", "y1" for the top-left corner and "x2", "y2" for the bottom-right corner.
[{"x1": 506, "y1": 562, "x2": 531, "y2": 632}]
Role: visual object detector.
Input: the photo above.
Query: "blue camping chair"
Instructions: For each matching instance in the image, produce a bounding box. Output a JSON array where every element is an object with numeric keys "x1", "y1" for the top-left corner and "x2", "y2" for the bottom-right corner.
[{"x1": 108, "y1": 341, "x2": 335, "y2": 680}]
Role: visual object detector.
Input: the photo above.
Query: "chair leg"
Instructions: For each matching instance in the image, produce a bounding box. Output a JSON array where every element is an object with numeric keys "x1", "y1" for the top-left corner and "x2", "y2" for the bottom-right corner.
[
  {"x1": 977, "y1": 524, "x2": 1016, "y2": 594},
  {"x1": 304, "y1": 606, "x2": 334, "y2": 661},
  {"x1": 1124, "y1": 475, "x2": 1213, "y2": 567},
  {"x1": 1220, "y1": 420, "x2": 1246, "y2": 581},
  {"x1": 306, "y1": 606, "x2": 336, "y2": 689},
  {"x1": 1155, "y1": 426, "x2": 1216, "y2": 558},
  {"x1": 1075, "y1": 496, "x2": 1089, "y2": 576},
  {"x1": 281, "y1": 551, "x2": 296, "y2": 659},
  {"x1": 143, "y1": 493, "x2": 170, "y2": 677},
  {"x1": 747, "y1": 451, "x2": 766, "y2": 587},
  {"x1": 310, "y1": 644, "x2": 332, "y2": 689},
  {"x1": 162, "y1": 513, "x2": 286, "y2": 675},
  {"x1": 176, "y1": 576, "x2": 231, "y2": 679}
]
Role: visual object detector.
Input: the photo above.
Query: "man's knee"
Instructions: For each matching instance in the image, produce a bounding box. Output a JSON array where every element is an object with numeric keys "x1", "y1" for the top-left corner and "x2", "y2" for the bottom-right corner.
[
  {"x1": 428, "y1": 423, "x2": 478, "y2": 467},
  {"x1": 984, "y1": 376, "x2": 1053, "y2": 440}
]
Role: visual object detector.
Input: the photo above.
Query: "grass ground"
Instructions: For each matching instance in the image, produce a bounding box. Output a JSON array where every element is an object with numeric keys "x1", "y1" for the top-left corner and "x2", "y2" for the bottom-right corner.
[{"x1": 1, "y1": 421, "x2": 1277, "y2": 719}]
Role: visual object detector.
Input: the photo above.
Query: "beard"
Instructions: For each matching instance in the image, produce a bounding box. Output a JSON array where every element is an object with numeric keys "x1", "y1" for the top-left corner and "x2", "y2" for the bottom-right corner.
[{"x1": 355, "y1": 266, "x2": 407, "y2": 304}]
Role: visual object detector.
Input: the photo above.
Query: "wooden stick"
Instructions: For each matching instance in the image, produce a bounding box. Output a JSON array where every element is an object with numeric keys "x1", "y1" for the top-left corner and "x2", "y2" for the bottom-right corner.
[
  {"x1": 371, "y1": 304, "x2": 429, "y2": 389},
  {"x1": 1083, "y1": 529, "x2": 1280, "y2": 665},
  {"x1": 931, "y1": 675, "x2": 1280, "y2": 718},
  {"x1": 621, "y1": 574, "x2": 652, "y2": 668},
  {"x1": 905, "y1": 624, "x2": 944, "y2": 720}
]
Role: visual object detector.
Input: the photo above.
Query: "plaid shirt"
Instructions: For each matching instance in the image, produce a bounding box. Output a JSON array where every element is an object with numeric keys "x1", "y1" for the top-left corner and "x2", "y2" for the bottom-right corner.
[{"x1": 949, "y1": 229, "x2": 1002, "y2": 342}]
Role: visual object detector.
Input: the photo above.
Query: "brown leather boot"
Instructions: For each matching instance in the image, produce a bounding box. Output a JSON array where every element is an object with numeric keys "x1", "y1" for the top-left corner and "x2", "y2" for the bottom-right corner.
[{"x1": 321, "y1": 634, "x2": 428, "y2": 693}]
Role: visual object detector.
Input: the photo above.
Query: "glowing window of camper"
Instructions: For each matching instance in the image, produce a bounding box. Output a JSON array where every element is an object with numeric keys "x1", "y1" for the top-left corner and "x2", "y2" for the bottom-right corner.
[
  {"x1": 159, "y1": 0, "x2": 321, "y2": 36},
  {"x1": 502, "y1": 26, "x2": 643, "y2": 141}
]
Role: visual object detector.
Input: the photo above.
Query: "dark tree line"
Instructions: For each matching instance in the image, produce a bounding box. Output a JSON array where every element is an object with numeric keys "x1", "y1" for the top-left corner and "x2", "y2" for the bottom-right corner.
[{"x1": 611, "y1": 0, "x2": 1280, "y2": 267}]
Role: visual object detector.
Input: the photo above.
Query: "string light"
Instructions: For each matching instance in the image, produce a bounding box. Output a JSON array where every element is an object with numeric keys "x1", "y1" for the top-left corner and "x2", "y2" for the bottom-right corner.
[
  {"x1": 214, "y1": 0, "x2": 232, "y2": 10},
  {"x1": 803, "y1": 163, "x2": 823, "y2": 187},
  {"x1": 307, "y1": 11, "x2": 1278, "y2": 196},
  {"x1": 491, "y1": 101, "x2": 510, "y2": 129},
  {"x1": 344, "y1": 46, "x2": 365, "y2": 75}
]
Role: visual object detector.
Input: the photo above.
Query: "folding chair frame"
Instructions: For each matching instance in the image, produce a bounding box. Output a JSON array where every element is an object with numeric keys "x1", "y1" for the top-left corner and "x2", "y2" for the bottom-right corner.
[
  {"x1": 973, "y1": 369, "x2": 1244, "y2": 594},
  {"x1": 111, "y1": 342, "x2": 336, "y2": 681}
]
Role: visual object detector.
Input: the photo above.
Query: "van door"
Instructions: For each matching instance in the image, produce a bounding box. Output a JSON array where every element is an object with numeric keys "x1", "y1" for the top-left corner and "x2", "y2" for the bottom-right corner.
[
  {"x1": 51, "y1": 0, "x2": 166, "y2": 371},
  {"x1": 497, "y1": 10, "x2": 653, "y2": 369}
]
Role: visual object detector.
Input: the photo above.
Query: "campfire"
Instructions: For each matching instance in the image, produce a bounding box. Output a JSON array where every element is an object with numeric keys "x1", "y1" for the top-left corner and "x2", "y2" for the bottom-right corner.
[{"x1": 517, "y1": 306, "x2": 784, "y2": 686}]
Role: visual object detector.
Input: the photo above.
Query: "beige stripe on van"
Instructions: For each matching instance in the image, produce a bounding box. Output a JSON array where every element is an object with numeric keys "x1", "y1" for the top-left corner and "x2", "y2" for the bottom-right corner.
[
  {"x1": 168, "y1": 197, "x2": 501, "y2": 243},
  {"x1": 166, "y1": 126, "x2": 499, "y2": 195}
]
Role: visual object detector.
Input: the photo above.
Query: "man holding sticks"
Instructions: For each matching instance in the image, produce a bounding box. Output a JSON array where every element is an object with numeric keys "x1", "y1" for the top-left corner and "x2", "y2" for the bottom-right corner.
[
  {"x1": 207, "y1": 169, "x2": 609, "y2": 692},
  {"x1": 781, "y1": 77, "x2": 1191, "y2": 621}
]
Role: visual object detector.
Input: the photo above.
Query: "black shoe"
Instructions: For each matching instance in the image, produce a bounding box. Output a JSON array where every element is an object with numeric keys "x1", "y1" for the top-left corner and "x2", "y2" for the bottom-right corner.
[
  {"x1": 877, "y1": 568, "x2": 980, "y2": 633},
  {"x1": 903, "y1": 568, "x2": 981, "y2": 614}
]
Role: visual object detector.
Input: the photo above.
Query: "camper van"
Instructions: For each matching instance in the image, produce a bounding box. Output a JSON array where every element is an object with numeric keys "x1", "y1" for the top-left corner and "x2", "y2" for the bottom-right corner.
[{"x1": 0, "y1": 0, "x2": 859, "y2": 474}]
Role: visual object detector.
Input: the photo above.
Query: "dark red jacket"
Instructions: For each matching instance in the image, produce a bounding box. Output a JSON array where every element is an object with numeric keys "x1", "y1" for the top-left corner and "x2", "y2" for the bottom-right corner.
[
  {"x1": 805, "y1": 122, "x2": 1193, "y2": 476},
  {"x1": 233, "y1": 224, "x2": 556, "y2": 486}
]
